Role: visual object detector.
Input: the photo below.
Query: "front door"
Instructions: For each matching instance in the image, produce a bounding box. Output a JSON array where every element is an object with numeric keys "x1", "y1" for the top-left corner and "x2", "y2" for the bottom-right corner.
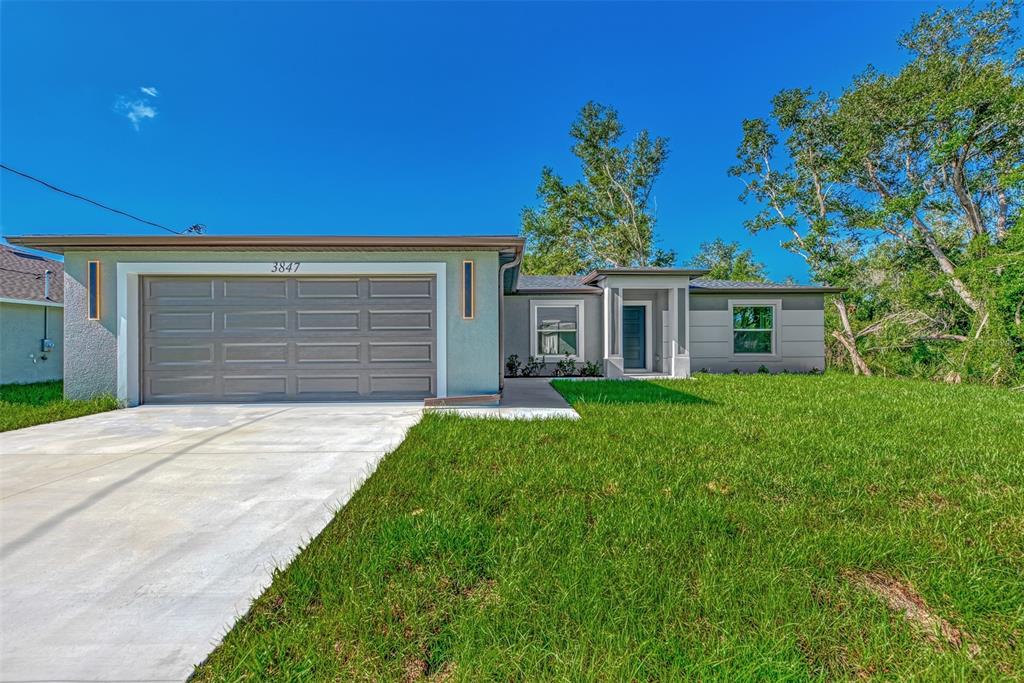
[{"x1": 622, "y1": 305, "x2": 646, "y2": 370}]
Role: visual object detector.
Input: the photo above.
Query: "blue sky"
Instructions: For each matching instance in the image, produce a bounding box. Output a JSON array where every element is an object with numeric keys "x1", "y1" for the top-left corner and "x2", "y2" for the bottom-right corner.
[{"x1": 1, "y1": 1, "x2": 949, "y2": 280}]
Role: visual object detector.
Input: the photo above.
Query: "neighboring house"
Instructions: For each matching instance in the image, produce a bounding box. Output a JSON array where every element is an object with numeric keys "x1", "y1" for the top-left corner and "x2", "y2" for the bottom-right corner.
[
  {"x1": 0, "y1": 245, "x2": 64, "y2": 385},
  {"x1": 5, "y1": 234, "x2": 841, "y2": 404}
]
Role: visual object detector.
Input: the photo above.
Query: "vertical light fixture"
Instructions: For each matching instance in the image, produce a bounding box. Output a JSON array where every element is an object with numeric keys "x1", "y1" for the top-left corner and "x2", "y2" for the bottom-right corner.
[
  {"x1": 462, "y1": 260, "x2": 474, "y2": 319},
  {"x1": 87, "y1": 260, "x2": 101, "y2": 320}
]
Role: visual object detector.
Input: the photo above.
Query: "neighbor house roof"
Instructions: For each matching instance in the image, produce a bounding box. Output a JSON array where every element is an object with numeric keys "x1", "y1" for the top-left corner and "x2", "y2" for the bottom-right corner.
[
  {"x1": 4, "y1": 234, "x2": 525, "y2": 255},
  {"x1": 0, "y1": 245, "x2": 64, "y2": 305},
  {"x1": 690, "y1": 278, "x2": 845, "y2": 293}
]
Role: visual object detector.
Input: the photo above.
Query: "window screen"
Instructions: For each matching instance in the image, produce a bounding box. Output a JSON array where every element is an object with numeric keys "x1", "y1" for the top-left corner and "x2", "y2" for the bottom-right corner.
[
  {"x1": 732, "y1": 305, "x2": 773, "y2": 354},
  {"x1": 535, "y1": 305, "x2": 579, "y2": 357}
]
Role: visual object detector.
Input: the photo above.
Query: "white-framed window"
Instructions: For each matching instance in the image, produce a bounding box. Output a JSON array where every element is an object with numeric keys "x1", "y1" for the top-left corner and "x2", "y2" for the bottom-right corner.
[
  {"x1": 729, "y1": 299, "x2": 779, "y2": 356},
  {"x1": 530, "y1": 299, "x2": 584, "y2": 361}
]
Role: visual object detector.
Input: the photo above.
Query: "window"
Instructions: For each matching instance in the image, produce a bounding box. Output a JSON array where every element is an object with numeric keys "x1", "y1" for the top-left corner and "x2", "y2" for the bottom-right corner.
[
  {"x1": 531, "y1": 300, "x2": 584, "y2": 360},
  {"x1": 462, "y1": 260, "x2": 474, "y2": 319},
  {"x1": 731, "y1": 303, "x2": 775, "y2": 354},
  {"x1": 87, "y1": 260, "x2": 101, "y2": 320}
]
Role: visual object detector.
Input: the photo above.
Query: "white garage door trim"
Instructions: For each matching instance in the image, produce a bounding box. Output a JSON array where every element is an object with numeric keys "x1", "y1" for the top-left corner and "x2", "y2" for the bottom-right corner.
[{"x1": 117, "y1": 261, "x2": 447, "y2": 405}]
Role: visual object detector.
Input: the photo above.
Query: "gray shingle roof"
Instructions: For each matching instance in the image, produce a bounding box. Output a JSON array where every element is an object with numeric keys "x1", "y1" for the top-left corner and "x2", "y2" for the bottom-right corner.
[
  {"x1": 0, "y1": 245, "x2": 64, "y2": 304},
  {"x1": 513, "y1": 274, "x2": 844, "y2": 294},
  {"x1": 690, "y1": 278, "x2": 842, "y2": 292},
  {"x1": 517, "y1": 274, "x2": 592, "y2": 290}
]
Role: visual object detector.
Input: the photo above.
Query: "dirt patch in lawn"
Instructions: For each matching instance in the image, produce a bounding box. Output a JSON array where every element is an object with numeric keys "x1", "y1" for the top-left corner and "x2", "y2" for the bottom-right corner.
[{"x1": 846, "y1": 570, "x2": 979, "y2": 657}]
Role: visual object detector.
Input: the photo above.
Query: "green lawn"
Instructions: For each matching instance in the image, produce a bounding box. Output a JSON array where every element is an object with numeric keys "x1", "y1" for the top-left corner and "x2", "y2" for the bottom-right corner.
[
  {"x1": 0, "y1": 381, "x2": 118, "y2": 432},
  {"x1": 194, "y1": 374, "x2": 1023, "y2": 681}
]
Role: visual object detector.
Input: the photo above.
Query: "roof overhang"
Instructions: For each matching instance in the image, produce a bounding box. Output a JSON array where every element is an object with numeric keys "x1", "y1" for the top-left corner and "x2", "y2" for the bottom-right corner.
[
  {"x1": 580, "y1": 267, "x2": 710, "y2": 285},
  {"x1": 4, "y1": 234, "x2": 525, "y2": 256},
  {"x1": 511, "y1": 288, "x2": 602, "y2": 295},
  {"x1": 689, "y1": 286, "x2": 846, "y2": 294},
  {"x1": 0, "y1": 296, "x2": 63, "y2": 308}
]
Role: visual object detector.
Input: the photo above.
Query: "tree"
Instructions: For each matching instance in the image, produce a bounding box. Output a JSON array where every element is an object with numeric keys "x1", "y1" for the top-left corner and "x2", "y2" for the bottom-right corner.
[
  {"x1": 522, "y1": 102, "x2": 675, "y2": 274},
  {"x1": 731, "y1": 1, "x2": 1023, "y2": 382},
  {"x1": 690, "y1": 238, "x2": 768, "y2": 281}
]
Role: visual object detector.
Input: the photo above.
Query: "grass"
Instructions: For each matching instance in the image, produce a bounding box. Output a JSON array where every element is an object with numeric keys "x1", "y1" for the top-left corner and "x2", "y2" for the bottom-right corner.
[
  {"x1": 0, "y1": 381, "x2": 118, "y2": 432},
  {"x1": 194, "y1": 374, "x2": 1023, "y2": 681}
]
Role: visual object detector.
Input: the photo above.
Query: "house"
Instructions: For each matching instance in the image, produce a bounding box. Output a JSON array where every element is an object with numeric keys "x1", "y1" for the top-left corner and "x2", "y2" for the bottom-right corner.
[
  {"x1": 0, "y1": 245, "x2": 64, "y2": 385},
  {"x1": 4, "y1": 234, "x2": 841, "y2": 403}
]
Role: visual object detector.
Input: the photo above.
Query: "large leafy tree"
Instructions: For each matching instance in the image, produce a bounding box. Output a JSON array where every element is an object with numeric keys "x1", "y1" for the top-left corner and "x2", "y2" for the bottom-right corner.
[
  {"x1": 731, "y1": 1, "x2": 1023, "y2": 382},
  {"x1": 690, "y1": 238, "x2": 768, "y2": 281},
  {"x1": 522, "y1": 102, "x2": 675, "y2": 274}
]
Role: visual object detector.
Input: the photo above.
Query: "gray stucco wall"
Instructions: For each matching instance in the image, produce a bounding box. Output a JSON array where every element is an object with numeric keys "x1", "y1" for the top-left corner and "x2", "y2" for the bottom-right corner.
[
  {"x1": 62, "y1": 249, "x2": 501, "y2": 400},
  {"x1": 689, "y1": 293, "x2": 826, "y2": 373},
  {"x1": 0, "y1": 302, "x2": 64, "y2": 384},
  {"x1": 503, "y1": 293, "x2": 603, "y2": 375}
]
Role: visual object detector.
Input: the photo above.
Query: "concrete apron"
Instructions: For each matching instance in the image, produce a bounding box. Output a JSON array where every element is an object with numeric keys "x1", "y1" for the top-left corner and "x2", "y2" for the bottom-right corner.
[
  {"x1": 429, "y1": 377, "x2": 580, "y2": 420},
  {"x1": 0, "y1": 402, "x2": 423, "y2": 682}
]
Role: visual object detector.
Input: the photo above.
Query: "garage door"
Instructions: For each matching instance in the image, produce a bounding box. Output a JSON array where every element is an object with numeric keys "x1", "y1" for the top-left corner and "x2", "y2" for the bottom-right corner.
[{"x1": 141, "y1": 276, "x2": 437, "y2": 403}]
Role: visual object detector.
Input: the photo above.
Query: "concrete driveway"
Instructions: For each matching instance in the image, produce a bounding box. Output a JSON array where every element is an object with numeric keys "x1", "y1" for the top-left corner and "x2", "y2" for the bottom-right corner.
[{"x1": 0, "y1": 402, "x2": 422, "y2": 682}]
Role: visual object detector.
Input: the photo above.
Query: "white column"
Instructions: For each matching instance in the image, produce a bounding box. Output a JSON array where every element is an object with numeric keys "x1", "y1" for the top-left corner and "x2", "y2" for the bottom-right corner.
[
  {"x1": 603, "y1": 285, "x2": 610, "y2": 360},
  {"x1": 668, "y1": 287, "x2": 679, "y2": 377}
]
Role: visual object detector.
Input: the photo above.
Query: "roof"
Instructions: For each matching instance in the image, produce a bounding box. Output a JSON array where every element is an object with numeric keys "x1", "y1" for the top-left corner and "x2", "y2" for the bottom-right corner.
[
  {"x1": 4, "y1": 234, "x2": 525, "y2": 255},
  {"x1": 690, "y1": 278, "x2": 845, "y2": 293},
  {"x1": 516, "y1": 274, "x2": 595, "y2": 293},
  {"x1": 0, "y1": 245, "x2": 64, "y2": 305},
  {"x1": 580, "y1": 267, "x2": 709, "y2": 284},
  {"x1": 512, "y1": 272, "x2": 845, "y2": 295}
]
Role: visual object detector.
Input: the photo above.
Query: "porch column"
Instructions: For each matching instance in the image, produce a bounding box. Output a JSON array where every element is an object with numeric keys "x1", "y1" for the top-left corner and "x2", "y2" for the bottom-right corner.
[{"x1": 670, "y1": 283, "x2": 691, "y2": 378}]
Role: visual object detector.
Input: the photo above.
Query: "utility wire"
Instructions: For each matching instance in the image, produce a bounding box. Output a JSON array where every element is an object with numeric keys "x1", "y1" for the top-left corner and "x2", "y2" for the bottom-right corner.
[
  {"x1": 1, "y1": 163, "x2": 204, "y2": 235},
  {"x1": 0, "y1": 266, "x2": 50, "y2": 277}
]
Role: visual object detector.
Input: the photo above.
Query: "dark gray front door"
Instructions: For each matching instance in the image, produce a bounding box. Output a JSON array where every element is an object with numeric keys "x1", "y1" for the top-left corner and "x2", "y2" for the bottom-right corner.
[
  {"x1": 141, "y1": 276, "x2": 437, "y2": 403},
  {"x1": 622, "y1": 305, "x2": 646, "y2": 370}
]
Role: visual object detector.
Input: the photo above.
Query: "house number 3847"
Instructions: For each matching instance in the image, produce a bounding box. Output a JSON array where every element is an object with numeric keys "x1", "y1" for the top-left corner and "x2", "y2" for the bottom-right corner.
[{"x1": 271, "y1": 262, "x2": 301, "y2": 273}]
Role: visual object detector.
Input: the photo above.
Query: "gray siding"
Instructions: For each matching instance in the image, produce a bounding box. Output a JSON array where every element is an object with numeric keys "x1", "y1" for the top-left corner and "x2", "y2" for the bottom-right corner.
[
  {"x1": 689, "y1": 293, "x2": 826, "y2": 373},
  {"x1": 503, "y1": 293, "x2": 603, "y2": 375},
  {"x1": 0, "y1": 302, "x2": 63, "y2": 384}
]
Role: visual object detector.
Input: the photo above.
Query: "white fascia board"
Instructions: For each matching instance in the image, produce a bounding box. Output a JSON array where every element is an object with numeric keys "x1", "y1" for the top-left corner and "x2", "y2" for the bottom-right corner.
[
  {"x1": 599, "y1": 275, "x2": 692, "y2": 289},
  {"x1": 0, "y1": 297, "x2": 63, "y2": 308}
]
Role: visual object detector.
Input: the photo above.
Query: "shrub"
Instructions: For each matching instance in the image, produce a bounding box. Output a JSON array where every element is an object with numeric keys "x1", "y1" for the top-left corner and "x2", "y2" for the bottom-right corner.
[
  {"x1": 521, "y1": 356, "x2": 545, "y2": 377},
  {"x1": 554, "y1": 354, "x2": 577, "y2": 377},
  {"x1": 505, "y1": 354, "x2": 522, "y2": 377},
  {"x1": 580, "y1": 360, "x2": 603, "y2": 377}
]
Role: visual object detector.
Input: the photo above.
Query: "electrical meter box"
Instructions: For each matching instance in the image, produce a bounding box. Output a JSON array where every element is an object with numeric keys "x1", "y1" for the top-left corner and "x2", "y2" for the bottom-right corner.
[{"x1": 41, "y1": 338, "x2": 55, "y2": 353}]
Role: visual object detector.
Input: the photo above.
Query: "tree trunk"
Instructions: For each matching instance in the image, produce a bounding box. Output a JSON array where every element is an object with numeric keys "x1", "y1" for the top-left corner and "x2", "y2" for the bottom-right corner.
[
  {"x1": 995, "y1": 190, "x2": 1008, "y2": 241},
  {"x1": 950, "y1": 159, "x2": 986, "y2": 238},
  {"x1": 916, "y1": 224, "x2": 986, "y2": 315},
  {"x1": 833, "y1": 297, "x2": 872, "y2": 376},
  {"x1": 863, "y1": 158, "x2": 985, "y2": 316}
]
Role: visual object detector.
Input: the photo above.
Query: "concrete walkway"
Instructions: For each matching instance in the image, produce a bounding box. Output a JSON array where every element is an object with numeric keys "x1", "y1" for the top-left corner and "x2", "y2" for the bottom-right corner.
[
  {"x1": 0, "y1": 403, "x2": 422, "y2": 682},
  {"x1": 431, "y1": 378, "x2": 579, "y2": 419}
]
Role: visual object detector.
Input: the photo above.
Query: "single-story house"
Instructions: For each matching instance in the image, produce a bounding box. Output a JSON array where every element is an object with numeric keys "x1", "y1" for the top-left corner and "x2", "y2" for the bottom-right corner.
[
  {"x1": 0, "y1": 245, "x2": 64, "y2": 385},
  {"x1": 5, "y1": 234, "x2": 841, "y2": 404}
]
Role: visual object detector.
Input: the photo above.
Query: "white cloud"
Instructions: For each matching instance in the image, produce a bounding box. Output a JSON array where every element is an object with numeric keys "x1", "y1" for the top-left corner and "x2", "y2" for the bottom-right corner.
[
  {"x1": 115, "y1": 86, "x2": 159, "y2": 130},
  {"x1": 115, "y1": 96, "x2": 157, "y2": 131}
]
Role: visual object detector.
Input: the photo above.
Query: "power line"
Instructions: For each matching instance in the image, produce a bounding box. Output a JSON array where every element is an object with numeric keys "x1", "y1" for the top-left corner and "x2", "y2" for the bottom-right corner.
[
  {"x1": 1, "y1": 163, "x2": 204, "y2": 235},
  {"x1": 0, "y1": 266, "x2": 49, "y2": 277}
]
